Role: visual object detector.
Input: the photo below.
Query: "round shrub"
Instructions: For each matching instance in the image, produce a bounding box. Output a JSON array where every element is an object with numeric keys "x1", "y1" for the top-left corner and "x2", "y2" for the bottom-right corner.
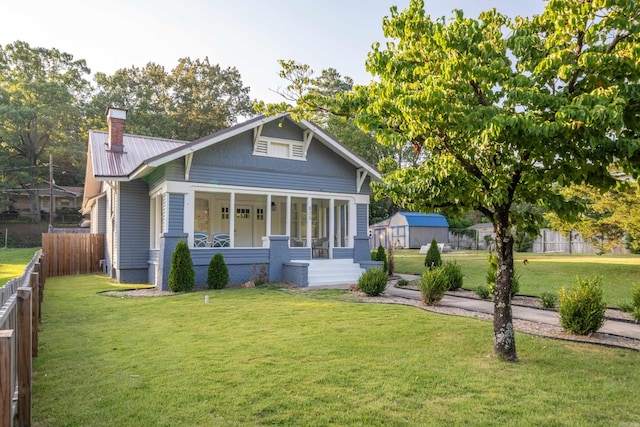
[
  {"x1": 440, "y1": 260, "x2": 463, "y2": 290},
  {"x1": 558, "y1": 276, "x2": 607, "y2": 335},
  {"x1": 168, "y1": 240, "x2": 195, "y2": 293},
  {"x1": 419, "y1": 267, "x2": 446, "y2": 305},
  {"x1": 358, "y1": 268, "x2": 388, "y2": 296},
  {"x1": 424, "y1": 238, "x2": 442, "y2": 269},
  {"x1": 207, "y1": 252, "x2": 229, "y2": 289},
  {"x1": 474, "y1": 285, "x2": 490, "y2": 299}
]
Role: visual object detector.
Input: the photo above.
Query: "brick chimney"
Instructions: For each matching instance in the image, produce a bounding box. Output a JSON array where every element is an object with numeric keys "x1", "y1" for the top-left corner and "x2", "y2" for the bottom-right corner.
[{"x1": 106, "y1": 107, "x2": 127, "y2": 152}]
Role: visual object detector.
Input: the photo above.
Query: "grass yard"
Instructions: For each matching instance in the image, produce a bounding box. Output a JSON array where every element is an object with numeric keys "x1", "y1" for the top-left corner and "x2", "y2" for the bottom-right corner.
[
  {"x1": 33, "y1": 274, "x2": 640, "y2": 426},
  {"x1": 393, "y1": 250, "x2": 640, "y2": 306},
  {"x1": 0, "y1": 247, "x2": 40, "y2": 286}
]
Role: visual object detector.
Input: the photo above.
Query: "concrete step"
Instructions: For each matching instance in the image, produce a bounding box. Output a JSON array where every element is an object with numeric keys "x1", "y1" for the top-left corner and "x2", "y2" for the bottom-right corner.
[{"x1": 293, "y1": 259, "x2": 365, "y2": 286}]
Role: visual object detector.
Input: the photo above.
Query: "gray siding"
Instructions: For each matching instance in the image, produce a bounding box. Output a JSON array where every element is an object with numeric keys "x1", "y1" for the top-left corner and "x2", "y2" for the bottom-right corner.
[
  {"x1": 409, "y1": 227, "x2": 449, "y2": 249},
  {"x1": 357, "y1": 204, "x2": 369, "y2": 236},
  {"x1": 167, "y1": 194, "x2": 184, "y2": 233},
  {"x1": 185, "y1": 127, "x2": 362, "y2": 194},
  {"x1": 118, "y1": 181, "x2": 150, "y2": 269}
]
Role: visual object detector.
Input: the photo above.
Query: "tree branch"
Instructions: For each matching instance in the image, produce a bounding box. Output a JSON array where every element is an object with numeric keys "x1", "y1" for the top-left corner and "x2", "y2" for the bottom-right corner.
[{"x1": 469, "y1": 79, "x2": 487, "y2": 106}]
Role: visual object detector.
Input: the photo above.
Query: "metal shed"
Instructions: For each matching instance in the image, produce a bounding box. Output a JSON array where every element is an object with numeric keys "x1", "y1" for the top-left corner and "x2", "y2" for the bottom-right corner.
[{"x1": 369, "y1": 212, "x2": 449, "y2": 249}]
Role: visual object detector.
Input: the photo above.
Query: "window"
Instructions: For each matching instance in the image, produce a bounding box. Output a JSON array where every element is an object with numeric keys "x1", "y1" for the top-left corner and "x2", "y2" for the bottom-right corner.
[
  {"x1": 256, "y1": 208, "x2": 264, "y2": 221},
  {"x1": 236, "y1": 207, "x2": 251, "y2": 219}
]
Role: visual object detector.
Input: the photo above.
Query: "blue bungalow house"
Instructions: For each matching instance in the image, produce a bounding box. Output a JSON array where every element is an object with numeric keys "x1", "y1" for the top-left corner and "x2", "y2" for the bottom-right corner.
[{"x1": 81, "y1": 107, "x2": 382, "y2": 289}]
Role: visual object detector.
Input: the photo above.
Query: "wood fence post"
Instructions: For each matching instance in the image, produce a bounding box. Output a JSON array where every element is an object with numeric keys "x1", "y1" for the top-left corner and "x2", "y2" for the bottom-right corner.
[
  {"x1": 29, "y1": 273, "x2": 39, "y2": 358},
  {"x1": 0, "y1": 330, "x2": 14, "y2": 427},
  {"x1": 17, "y1": 288, "x2": 32, "y2": 427}
]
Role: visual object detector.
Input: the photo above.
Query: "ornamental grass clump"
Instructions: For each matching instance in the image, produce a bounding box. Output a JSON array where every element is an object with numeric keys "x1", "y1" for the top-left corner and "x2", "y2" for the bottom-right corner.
[
  {"x1": 207, "y1": 253, "x2": 229, "y2": 289},
  {"x1": 357, "y1": 268, "x2": 388, "y2": 296},
  {"x1": 419, "y1": 267, "x2": 446, "y2": 305},
  {"x1": 168, "y1": 240, "x2": 195, "y2": 293},
  {"x1": 558, "y1": 276, "x2": 607, "y2": 335},
  {"x1": 440, "y1": 260, "x2": 463, "y2": 290}
]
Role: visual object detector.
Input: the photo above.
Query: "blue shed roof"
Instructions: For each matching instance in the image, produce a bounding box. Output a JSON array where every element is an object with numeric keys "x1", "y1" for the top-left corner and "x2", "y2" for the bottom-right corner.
[{"x1": 399, "y1": 212, "x2": 449, "y2": 228}]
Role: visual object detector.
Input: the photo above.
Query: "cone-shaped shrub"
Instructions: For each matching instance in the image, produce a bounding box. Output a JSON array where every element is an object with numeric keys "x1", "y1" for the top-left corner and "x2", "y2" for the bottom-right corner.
[
  {"x1": 168, "y1": 240, "x2": 195, "y2": 292},
  {"x1": 424, "y1": 238, "x2": 442, "y2": 269},
  {"x1": 207, "y1": 253, "x2": 229, "y2": 289},
  {"x1": 376, "y1": 244, "x2": 388, "y2": 272}
]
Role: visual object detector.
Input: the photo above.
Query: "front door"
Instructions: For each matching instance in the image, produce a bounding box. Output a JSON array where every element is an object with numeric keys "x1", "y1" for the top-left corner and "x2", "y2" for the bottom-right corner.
[{"x1": 234, "y1": 205, "x2": 253, "y2": 247}]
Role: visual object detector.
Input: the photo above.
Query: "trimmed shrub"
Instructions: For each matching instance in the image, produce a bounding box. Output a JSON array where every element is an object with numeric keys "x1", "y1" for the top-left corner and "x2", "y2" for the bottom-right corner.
[
  {"x1": 358, "y1": 268, "x2": 388, "y2": 296},
  {"x1": 419, "y1": 267, "x2": 446, "y2": 305},
  {"x1": 475, "y1": 285, "x2": 491, "y2": 299},
  {"x1": 396, "y1": 278, "x2": 409, "y2": 287},
  {"x1": 371, "y1": 251, "x2": 378, "y2": 261},
  {"x1": 424, "y1": 238, "x2": 442, "y2": 269},
  {"x1": 440, "y1": 260, "x2": 463, "y2": 290},
  {"x1": 376, "y1": 245, "x2": 388, "y2": 272},
  {"x1": 207, "y1": 253, "x2": 229, "y2": 289},
  {"x1": 558, "y1": 276, "x2": 607, "y2": 335},
  {"x1": 632, "y1": 284, "x2": 640, "y2": 308},
  {"x1": 539, "y1": 291, "x2": 558, "y2": 309},
  {"x1": 168, "y1": 240, "x2": 195, "y2": 293}
]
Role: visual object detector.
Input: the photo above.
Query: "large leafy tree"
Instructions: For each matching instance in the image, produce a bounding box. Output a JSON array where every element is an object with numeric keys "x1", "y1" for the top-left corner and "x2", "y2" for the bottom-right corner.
[
  {"x1": 87, "y1": 57, "x2": 253, "y2": 141},
  {"x1": 267, "y1": 0, "x2": 640, "y2": 361},
  {"x1": 349, "y1": 0, "x2": 640, "y2": 361},
  {"x1": 0, "y1": 41, "x2": 90, "y2": 221}
]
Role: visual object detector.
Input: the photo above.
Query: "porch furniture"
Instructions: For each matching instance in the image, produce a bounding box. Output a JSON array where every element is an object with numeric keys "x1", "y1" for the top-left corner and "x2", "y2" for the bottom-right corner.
[
  {"x1": 194, "y1": 232, "x2": 209, "y2": 247},
  {"x1": 211, "y1": 233, "x2": 230, "y2": 247}
]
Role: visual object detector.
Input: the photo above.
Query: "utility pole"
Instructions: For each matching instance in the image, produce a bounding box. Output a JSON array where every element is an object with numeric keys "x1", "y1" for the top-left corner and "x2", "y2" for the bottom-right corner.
[{"x1": 49, "y1": 155, "x2": 53, "y2": 230}]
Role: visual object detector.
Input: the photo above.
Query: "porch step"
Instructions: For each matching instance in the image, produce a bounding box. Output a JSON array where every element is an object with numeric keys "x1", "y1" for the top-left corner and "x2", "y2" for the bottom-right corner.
[{"x1": 292, "y1": 259, "x2": 366, "y2": 287}]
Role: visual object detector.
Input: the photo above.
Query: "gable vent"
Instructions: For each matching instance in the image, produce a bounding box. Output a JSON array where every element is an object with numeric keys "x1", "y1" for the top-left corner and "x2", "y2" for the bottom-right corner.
[
  {"x1": 291, "y1": 143, "x2": 304, "y2": 159},
  {"x1": 253, "y1": 140, "x2": 268, "y2": 155}
]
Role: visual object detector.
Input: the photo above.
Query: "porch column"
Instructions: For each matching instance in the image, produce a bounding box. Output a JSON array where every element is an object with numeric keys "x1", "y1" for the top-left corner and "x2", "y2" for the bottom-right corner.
[
  {"x1": 306, "y1": 196, "x2": 312, "y2": 247},
  {"x1": 285, "y1": 195, "x2": 291, "y2": 238},
  {"x1": 229, "y1": 192, "x2": 235, "y2": 247},
  {"x1": 329, "y1": 198, "x2": 335, "y2": 256},
  {"x1": 266, "y1": 194, "x2": 272, "y2": 240}
]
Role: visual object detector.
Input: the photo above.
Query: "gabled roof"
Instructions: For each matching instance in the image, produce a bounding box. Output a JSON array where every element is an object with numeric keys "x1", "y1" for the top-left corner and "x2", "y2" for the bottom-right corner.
[
  {"x1": 399, "y1": 212, "x2": 449, "y2": 227},
  {"x1": 89, "y1": 131, "x2": 189, "y2": 179},
  {"x1": 130, "y1": 113, "x2": 381, "y2": 182}
]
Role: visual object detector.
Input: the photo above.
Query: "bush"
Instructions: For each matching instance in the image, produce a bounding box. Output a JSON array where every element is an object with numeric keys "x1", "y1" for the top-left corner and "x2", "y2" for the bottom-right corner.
[
  {"x1": 396, "y1": 278, "x2": 409, "y2": 287},
  {"x1": 371, "y1": 251, "x2": 378, "y2": 261},
  {"x1": 376, "y1": 245, "x2": 388, "y2": 272},
  {"x1": 440, "y1": 261, "x2": 463, "y2": 290},
  {"x1": 168, "y1": 240, "x2": 195, "y2": 293},
  {"x1": 558, "y1": 276, "x2": 607, "y2": 335},
  {"x1": 387, "y1": 247, "x2": 394, "y2": 275},
  {"x1": 474, "y1": 285, "x2": 491, "y2": 299},
  {"x1": 419, "y1": 267, "x2": 446, "y2": 305},
  {"x1": 620, "y1": 283, "x2": 640, "y2": 322},
  {"x1": 632, "y1": 284, "x2": 640, "y2": 308},
  {"x1": 539, "y1": 291, "x2": 558, "y2": 309},
  {"x1": 207, "y1": 253, "x2": 229, "y2": 289},
  {"x1": 358, "y1": 268, "x2": 388, "y2": 296},
  {"x1": 424, "y1": 238, "x2": 442, "y2": 269}
]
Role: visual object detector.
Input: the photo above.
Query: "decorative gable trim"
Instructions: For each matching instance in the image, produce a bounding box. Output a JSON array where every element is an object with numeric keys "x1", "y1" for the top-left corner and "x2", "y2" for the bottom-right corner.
[{"x1": 357, "y1": 168, "x2": 368, "y2": 194}]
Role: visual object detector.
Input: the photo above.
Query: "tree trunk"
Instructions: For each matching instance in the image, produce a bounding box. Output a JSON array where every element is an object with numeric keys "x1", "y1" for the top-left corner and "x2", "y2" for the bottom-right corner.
[{"x1": 493, "y1": 211, "x2": 517, "y2": 362}]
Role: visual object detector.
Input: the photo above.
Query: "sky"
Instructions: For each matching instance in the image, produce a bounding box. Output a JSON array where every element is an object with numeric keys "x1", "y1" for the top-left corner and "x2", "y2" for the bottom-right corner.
[{"x1": 2, "y1": 0, "x2": 545, "y2": 104}]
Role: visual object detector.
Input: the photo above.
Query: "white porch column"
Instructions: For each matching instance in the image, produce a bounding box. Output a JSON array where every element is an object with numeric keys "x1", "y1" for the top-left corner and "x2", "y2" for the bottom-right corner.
[
  {"x1": 329, "y1": 198, "x2": 335, "y2": 256},
  {"x1": 229, "y1": 192, "x2": 235, "y2": 248},
  {"x1": 349, "y1": 199, "x2": 357, "y2": 247},
  {"x1": 306, "y1": 196, "x2": 312, "y2": 248},
  {"x1": 266, "y1": 194, "x2": 272, "y2": 240},
  {"x1": 285, "y1": 195, "x2": 291, "y2": 239}
]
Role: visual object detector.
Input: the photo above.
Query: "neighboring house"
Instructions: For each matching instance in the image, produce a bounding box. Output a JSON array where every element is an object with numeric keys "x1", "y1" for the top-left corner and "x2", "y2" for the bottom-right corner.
[
  {"x1": 0, "y1": 182, "x2": 83, "y2": 220},
  {"x1": 82, "y1": 107, "x2": 383, "y2": 290},
  {"x1": 369, "y1": 212, "x2": 449, "y2": 249}
]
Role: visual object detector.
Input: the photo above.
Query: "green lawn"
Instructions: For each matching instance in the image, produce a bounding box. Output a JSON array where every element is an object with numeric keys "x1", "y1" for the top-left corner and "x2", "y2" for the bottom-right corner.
[
  {"x1": 393, "y1": 250, "x2": 640, "y2": 305},
  {"x1": 33, "y1": 274, "x2": 640, "y2": 426},
  {"x1": 0, "y1": 247, "x2": 40, "y2": 286}
]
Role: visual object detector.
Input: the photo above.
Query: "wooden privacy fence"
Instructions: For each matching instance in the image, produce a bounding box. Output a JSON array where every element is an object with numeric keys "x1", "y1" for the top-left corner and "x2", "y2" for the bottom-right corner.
[
  {"x1": 41, "y1": 233, "x2": 104, "y2": 277},
  {"x1": 0, "y1": 251, "x2": 44, "y2": 427}
]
